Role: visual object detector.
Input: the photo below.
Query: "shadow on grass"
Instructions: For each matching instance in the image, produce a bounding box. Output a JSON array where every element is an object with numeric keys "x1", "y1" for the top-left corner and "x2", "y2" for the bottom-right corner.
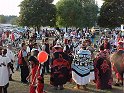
[
  {"x1": 44, "y1": 83, "x2": 124, "y2": 93},
  {"x1": 87, "y1": 84, "x2": 123, "y2": 93},
  {"x1": 10, "y1": 79, "x2": 21, "y2": 83}
]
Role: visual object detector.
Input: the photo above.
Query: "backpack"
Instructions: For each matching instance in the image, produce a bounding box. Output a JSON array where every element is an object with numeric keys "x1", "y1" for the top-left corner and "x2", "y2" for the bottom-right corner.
[{"x1": 18, "y1": 50, "x2": 23, "y2": 65}]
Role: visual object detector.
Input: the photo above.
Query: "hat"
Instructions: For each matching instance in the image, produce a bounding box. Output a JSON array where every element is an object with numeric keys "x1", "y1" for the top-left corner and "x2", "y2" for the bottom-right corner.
[{"x1": 54, "y1": 44, "x2": 62, "y2": 48}]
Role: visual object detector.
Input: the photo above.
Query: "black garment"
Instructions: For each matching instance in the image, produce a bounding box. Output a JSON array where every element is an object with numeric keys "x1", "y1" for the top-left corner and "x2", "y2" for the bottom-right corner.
[
  {"x1": 64, "y1": 45, "x2": 73, "y2": 54},
  {"x1": 20, "y1": 66, "x2": 29, "y2": 83},
  {"x1": 43, "y1": 43, "x2": 50, "y2": 73},
  {"x1": 32, "y1": 33, "x2": 37, "y2": 41},
  {"x1": 91, "y1": 33, "x2": 95, "y2": 38},
  {"x1": 29, "y1": 44, "x2": 33, "y2": 52},
  {"x1": 45, "y1": 43, "x2": 50, "y2": 54},
  {"x1": 3, "y1": 83, "x2": 9, "y2": 93},
  {"x1": 34, "y1": 33, "x2": 37, "y2": 38},
  {"x1": 29, "y1": 56, "x2": 39, "y2": 65},
  {"x1": 43, "y1": 56, "x2": 50, "y2": 73},
  {"x1": 50, "y1": 51, "x2": 71, "y2": 86},
  {"x1": 53, "y1": 52, "x2": 69, "y2": 61}
]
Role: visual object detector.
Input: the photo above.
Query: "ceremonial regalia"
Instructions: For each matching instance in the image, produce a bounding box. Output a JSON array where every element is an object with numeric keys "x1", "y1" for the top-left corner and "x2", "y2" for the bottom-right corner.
[
  {"x1": 50, "y1": 52, "x2": 71, "y2": 86},
  {"x1": 50, "y1": 44, "x2": 71, "y2": 90},
  {"x1": 94, "y1": 50, "x2": 112, "y2": 89},
  {"x1": 110, "y1": 41, "x2": 124, "y2": 86},
  {"x1": 111, "y1": 50, "x2": 124, "y2": 84},
  {"x1": 72, "y1": 49, "x2": 93, "y2": 85}
]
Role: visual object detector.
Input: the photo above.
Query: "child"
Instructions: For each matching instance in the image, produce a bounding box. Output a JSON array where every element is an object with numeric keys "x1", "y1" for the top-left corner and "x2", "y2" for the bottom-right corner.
[
  {"x1": 27, "y1": 50, "x2": 39, "y2": 84},
  {"x1": 27, "y1": 50, "x2": 45, "y2": 93}
]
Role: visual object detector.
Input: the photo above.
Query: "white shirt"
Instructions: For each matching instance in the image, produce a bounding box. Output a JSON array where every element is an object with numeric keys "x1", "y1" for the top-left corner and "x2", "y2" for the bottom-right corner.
[
  {"x1": 64, "y1": 33, "x2": 69, "y2": 39},
  {"x1": 0, "y1": 56, "x2": 10, "y2": 86},
  {"x1": 31, "y1": 48, "x2": 41, "y2": 52},
  {"x1": 42, "y1": 45, "x2": 46, "y2": 51},
  {"x1": 6, "y1": 48, "x2": 15, "y2": 61},
  {"x1": 27, "y1": 46, "x2": 31, "y2": 53}
]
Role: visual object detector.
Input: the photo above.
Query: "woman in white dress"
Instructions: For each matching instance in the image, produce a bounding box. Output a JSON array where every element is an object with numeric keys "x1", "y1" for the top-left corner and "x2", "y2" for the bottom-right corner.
[
  {"x1": 0, "y1": 48, "x2": 11, "y2": 93},
  {"x1": 72, "y1": 43, "x2": 91, "y2": 90}
]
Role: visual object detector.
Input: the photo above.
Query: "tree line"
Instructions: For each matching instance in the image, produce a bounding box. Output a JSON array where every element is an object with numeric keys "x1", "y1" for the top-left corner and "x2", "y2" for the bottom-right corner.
[
  {"x1": 1, "y1": 0, "x2": 124, "y2": 29},
  {"x1": 18, "y1": 0, "x2": 98, "y2": 29},
  {"x1": 98, "y1": 0, "x2": 124, "y2": 28},
  {"x1": 0, "y1": 15, "x2": 18, "y2": 25}
]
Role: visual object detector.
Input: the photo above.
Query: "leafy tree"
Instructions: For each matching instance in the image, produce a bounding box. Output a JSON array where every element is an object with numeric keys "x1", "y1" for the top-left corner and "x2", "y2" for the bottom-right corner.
[
  {"x1": 56, "y1": 0, "x2": 85, "y2": 28},
  {"x1": 0, "y1": 15, "x2": 18, "y2": 24},
  {"x1": 98, "y1": 0, "x2": 124, "y2": 28},
  {"x1": 10, "y1": 17, "x2": 18, "y2": 25},
  {"x1": 56, "y1": 0, "x2": 98, "y2": 28},
  {"x1": 18, "y1": 0, "x2": 56, "y2": 30},
  {"x1": 83, "y1": 0, "x2": 98, "y2": 27},
  {"x1": 0, "y1": 15, "x2": 6, "y2": 23}
]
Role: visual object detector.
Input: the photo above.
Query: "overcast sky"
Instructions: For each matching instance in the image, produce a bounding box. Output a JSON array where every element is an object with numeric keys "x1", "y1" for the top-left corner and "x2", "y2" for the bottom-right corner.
[{"x1": 0, "y1": 0, "x2": 104, "y2": 16}]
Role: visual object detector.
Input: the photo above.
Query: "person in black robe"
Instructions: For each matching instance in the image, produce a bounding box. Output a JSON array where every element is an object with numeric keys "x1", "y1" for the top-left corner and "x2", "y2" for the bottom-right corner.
[{"x1": 50, "y1": 44, "x2": 71, "y2": 90}]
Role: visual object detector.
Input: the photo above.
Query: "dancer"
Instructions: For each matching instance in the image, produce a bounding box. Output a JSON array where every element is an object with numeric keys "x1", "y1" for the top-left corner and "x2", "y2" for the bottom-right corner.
[
  {"x1": 94, "y1": 45, "x2": 112, "y2": 89},
  {"x1": 72, "y1": 43, "x2": 91, "y2": 90},
  {"x1": 50, "y1": 44, "x2": 71, "y2": 90},
  {"x1": 111, "y1": 42, "x2": 124, "y2": 86}
]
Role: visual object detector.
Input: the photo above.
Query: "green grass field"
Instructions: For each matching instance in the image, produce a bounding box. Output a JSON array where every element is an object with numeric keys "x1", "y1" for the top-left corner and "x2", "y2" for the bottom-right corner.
[{"x1": 8, "y1": 71, "x2": 124, "y2": 93}]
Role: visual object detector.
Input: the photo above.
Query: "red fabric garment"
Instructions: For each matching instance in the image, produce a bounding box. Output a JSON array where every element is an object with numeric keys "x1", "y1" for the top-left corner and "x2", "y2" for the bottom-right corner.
[
  {"x1": 36, "y1": 82, "x2": 44, "y2": 93},
  {"x1": 32, "y1": 65, "x2": 41, "y2": 85},
  {"x1": 54, "y1": 49, "x2": 63, "y2": 53},
  {"x1": 50, "y1": 54, "x2": 71, "y2": 86},
  {"x1": 117, "y1": 37, "x2": 121, "y2": 42},
  {"x1": 35, "y1": 65, "x2": 44, "y2": 93},
  {"x1": 36, "y1": 76, "x2": 44, "y2": 93},
  {"x1": 30, "y1": 64, "x2": 44, "y2": 93},
  {"x1": 6, "y1": 31, "x2": 9, "y2": 38},
  {"x1": 112, "y1": 50, "x2": 124, "y2": 81},
  {"x1": 2, "y1": 33, "x2": 5, "y2": 40},
  {"x1": 94, "y1": 51, "x2": 112, "y2": 89},
  {"x1": 64, "y1": 39, "x2": 68, "y2": 44},
  {"x1": 18, "y1": 50, "x2": 23, "y2": 65},
  {"x1": 29, "y1": 84, "x2": 36, "y2": 93},
  {"x1": 96, "y1": 50, "x2": 108, "y2": 58},
  {"x1": 11, "y1": 33, "x2": 15, "y2": 41},
  {"x1": 119, "y1": 48, "x2": 124, "y2": 51},
  {"x1": 32, "y1": 65, "x2": 38, "y2": 83},
  {"x1": 112, "y1": 63, "x2": 123, "y2": 81}
]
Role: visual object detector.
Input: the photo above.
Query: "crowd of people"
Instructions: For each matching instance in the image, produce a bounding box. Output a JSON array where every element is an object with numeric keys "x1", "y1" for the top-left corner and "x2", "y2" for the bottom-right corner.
[{"x1": 0, "y1": 28, "x2": 124, "y2": 93}]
